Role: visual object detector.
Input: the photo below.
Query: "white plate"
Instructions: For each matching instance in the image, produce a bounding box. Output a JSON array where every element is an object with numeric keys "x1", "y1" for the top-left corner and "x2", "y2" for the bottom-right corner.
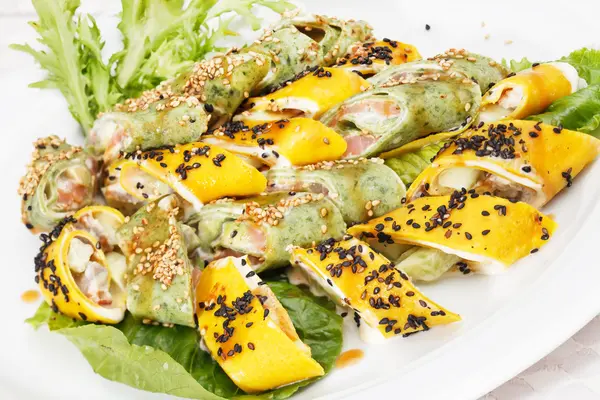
[{"x1": 1, "y1": 0, "x2": 599, "y2": 399}]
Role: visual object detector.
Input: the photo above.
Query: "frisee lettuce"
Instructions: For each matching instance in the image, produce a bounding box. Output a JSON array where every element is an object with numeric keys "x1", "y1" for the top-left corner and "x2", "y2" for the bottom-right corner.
[
  {"x1": 12, "y1": 0, "x2": 293, "y2": 134},
  {"x1": 10, "y1": 0, "x2": 120, "y2": 133},
  {"x1": 27, "y1": 281, "x2": 343, "y2": 400}
]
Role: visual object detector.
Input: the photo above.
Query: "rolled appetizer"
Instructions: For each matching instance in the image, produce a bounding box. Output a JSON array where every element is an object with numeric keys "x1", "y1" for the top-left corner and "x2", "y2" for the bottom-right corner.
[
  {"x1": 236, "y1": 67, "x2": 370, "y2": 124},
  {"x1": 479, "y1": 62, "x2": 586, "y2": 122},
  {"x1": 348, "y1": 191, "x2": 557, "y2": 279},
  {"x1": 19, "y1": 136, "x2": 98, "y2": 233},
  {"x1": 407, "y1": 120, "x2": 600, "y2": 207},
  {"x1": 117, "y1": 195, "x2": 197, "y2": 327},
  {"x1": 102, "y1": 142, "x2": 267, "y2": 212},
  {"x1": 369, "y1": 49, "x2": 507, "y2": 94},
  {"x1": 202, "y1": 118, "x2": 347, "y2": 168},
  {"x1": 247, "y1": 14, "x2": 372, "y2": 94},
  {"x1": 290, "y1": 237, "x2": 460, "y2": 340},
  {"x1": 264, "y1": 158, "x2": 406, "y2": 223},
  {"x1": 89, "y1": 53, "x2": 269, "y2": 163},
  {"x1": 35, "y1": 216, "x2": 127, "y2": 324},
  {"x1": 210, "y1": 192, "x2": 346, "y2": 272},
  {"x1": 321, "y1": 75, "x2": 480, "y2": 158},
  {"x1": 336, "y1": 39, "x2": 421, "y2": 77},
  {"x1": 196, "y1": 256, "x2": 324, "y2": 392},
  {"x1": 72, "y1": 206, "x2": 125, "y2": 253}
]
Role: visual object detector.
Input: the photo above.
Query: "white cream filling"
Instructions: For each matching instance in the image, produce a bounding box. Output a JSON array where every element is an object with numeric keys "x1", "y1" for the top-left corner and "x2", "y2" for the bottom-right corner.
[
  {"x1": 404, "y1": 239, "x2": 507, "y2": 275},
  {"x1": 67, "y1": 238, "x2": 95, "y2": 273},
  {"x1": 437, "y1": 167, "x2": 483, "y2": 192}
]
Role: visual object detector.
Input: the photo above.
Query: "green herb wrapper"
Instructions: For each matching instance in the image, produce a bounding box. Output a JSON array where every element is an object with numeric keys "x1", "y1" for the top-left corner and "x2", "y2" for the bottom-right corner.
[
  {"x1": 370, "y1": 52, "x2": 508, "y2": 93},
  {"x1": 247, "y1": 15, "x2": 372, "y2": 94},
  {"x1": 264, "y1": 159, "x2": 406, "y2": 224},
  {"x1": 116, "y1": 195, "x2": 195, "y2": 327},
  {"x1": 19, "y1": 136, "x2": 98, "y2": 233},
  {"x1": 321, "y1": 77, "x2": 480, "y2": 158},
  {"x1": 209, "y1": 193, "x2": 346, "y2": 272},
  {"x1": 89, "y1": 53, "x2": 269, "y2": 163}
]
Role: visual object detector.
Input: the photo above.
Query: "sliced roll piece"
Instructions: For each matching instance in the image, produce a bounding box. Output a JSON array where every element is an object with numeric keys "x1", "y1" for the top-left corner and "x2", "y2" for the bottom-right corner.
[
  {"x1": 336, "y1": 39, "x2": 421, "y2": 77},
  {"x1": 116, "y1": 195, "x2": 196, "y2": 327},
  {"x1": 236, "y1": 67, "x2": 370, "y2": 124},
  {"x1": 479, "y1": 62, "x2": 586, "y2": 122},
  {"x1": 264, "y1": 158, "x2": 406, "y2": 224},
  {"x1": 320, "y1": 75, "x2": 480, "y2": 158},
  {"x1": 210, "y1": 192, "x2": 346, "y2": 272},
  {"x1": 88, "y1": 53, "x2": 269, "y2": 163},
  {"x1": 247, "y1": 14, "x2": 372, "y2": 94},
  {"x1": 102, "y1": 142, "x2": 266, "y2": 212},
  {"x1": 407, "y1": 120, "x2": 600, "y2": 207},
  {"x1": 196, "y1": 256, "x2": 324, "y2": 393},
  {"x1": 348, "y1": 191, "x2": 557, "y2": 275},
  {"x1": 370, "y1": 49, "x2": 508, "y2": 93},
  {"x1": 19, "y1": 136, "x2": 98, "y2": 233},
  {"x1": 35, "y1": 217, "x2": 126, "y2": 324},
  {"x1": 72, "y1": 206, "x2": 125, "y2": 253},
  {"x1": 202, "y1": 118, "x2": 347, "y2": 168},
  {"x1": 289, "y1": 237, "x2": 460, "y2": 339}
]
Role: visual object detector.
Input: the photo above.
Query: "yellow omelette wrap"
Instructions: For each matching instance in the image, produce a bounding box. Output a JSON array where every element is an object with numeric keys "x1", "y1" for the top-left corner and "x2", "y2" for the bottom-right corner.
[
  {"x1": 202, "y1": 118, "x2": 347, "y2": 168},
  {"x1": 479, "y1": 62, "x2": 585, "y2": 122},
  {"x1": 289, "y1": 237, "x2": 460, "y2": 339},
  {"x1": 102, "y1": 142, "x2": 267, "y2": 212},
  {"x1": 34, "y1": 207, "x2": 127, "y2": 324},
  {"x1": 195, "y1": 256, "x2": 324, "y2": 393},
  {"x1": 407, "y1": 120, "x2": 600, "y2": 207},
  {"x1": 336, "y1": 39, "x2": 421, "y2": 77},
  {"x1": 348, "y1": 192, "x2": 556, "y2": 275},
  {"x1": 236, "y1": 67, "x2": 370, "y2": 124}
]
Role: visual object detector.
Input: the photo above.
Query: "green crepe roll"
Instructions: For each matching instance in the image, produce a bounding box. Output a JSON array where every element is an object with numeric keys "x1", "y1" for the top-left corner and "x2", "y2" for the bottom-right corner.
[
  {"x1": 208, "y1": 192, "x2": 346, "y2": 273},
  {"x1": 116, "y1": 195, "x2": 196, "y2": 327},
  {"x1": 89, "y1": 101, "x2": 209, "y2": 165},
  {"x1": 247, "y1": 15, "x2": 372, "y2": 94},
  {"x1": 88, "y1": 53, "x2": 269, "y2": 163},
  {"x1": 19, "y1": 136, "x2": 98, "y2": 233},
  {"x1": 369, "y1": 51, "x2": 508, "y2": 93},
  {"x1": 185, "y1": 195, "x2": 288, "y2": 260},
  {"x1": 264, "y1": 158, "x2": 406, "y2": 224},
  {"x1": 320, "y1": 77, "x2": 481, "y2": 159}
]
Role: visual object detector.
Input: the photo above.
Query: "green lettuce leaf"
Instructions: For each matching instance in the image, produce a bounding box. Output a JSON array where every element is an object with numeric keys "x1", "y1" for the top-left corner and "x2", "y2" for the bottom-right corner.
[
  {"x1": 501, "y1": 57, "x2": 534, "y2": 73},
  {"x1": 560, "y1": 48, "x2": 600, "y2": 85},
  {"x1": 10, "y1": 0, "x2": 120, "y2": 133},
  {"x1": 27, "y1": 280, "x2": 342, "y2": 399},
  {"x1": 528, "y1": 84, "x2": 600, "y2": 137},
  {"x1": 384, "y1": 141, "x2": 446, "y2": 186}
]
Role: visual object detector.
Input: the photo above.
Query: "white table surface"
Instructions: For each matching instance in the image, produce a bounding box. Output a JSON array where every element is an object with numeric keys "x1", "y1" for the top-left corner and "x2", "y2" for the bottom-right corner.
[{"x1": 2, "y1": 1, "x2": 600, "y2": 399}]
